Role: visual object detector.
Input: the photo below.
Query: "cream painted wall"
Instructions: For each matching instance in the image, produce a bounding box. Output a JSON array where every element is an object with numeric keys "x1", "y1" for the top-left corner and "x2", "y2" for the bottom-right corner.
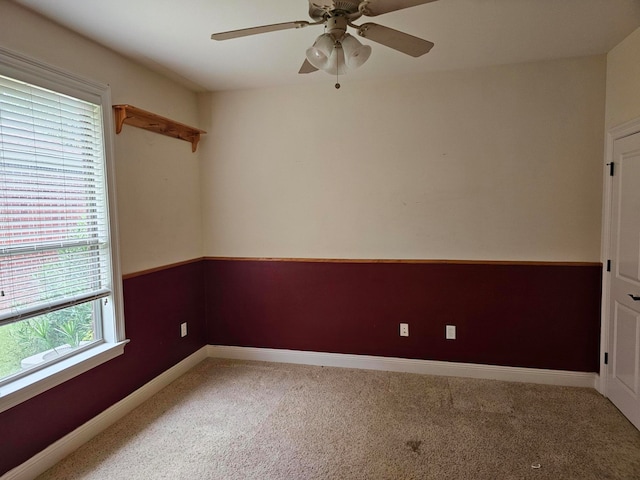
[
  {"x1": 0, "y1": 2, "x2": 610, "y2": 266},
  {"x1": 200, "y1": 56, "x2": 606, "y2": 262},
  {"x1": 606, "y1": 27, "x2": 640, "y2": 130},
  {"x1": 0, "y1": 2, "x2": 204, "y2": 275}
]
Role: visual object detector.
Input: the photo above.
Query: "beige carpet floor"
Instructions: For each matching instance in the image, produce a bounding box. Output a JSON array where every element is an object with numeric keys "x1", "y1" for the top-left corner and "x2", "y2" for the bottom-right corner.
[{"x1": 37, "y1": 358, "x2": 640, "y2": 480}]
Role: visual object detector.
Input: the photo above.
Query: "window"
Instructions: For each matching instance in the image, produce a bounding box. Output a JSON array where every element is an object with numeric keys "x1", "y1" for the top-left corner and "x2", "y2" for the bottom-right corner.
[{"x1": 0, "y1": 47, "x2": 126, "y2": 413}]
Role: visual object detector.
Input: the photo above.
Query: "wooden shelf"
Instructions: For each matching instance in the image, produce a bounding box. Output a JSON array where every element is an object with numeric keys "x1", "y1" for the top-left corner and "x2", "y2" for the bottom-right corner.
[{"x1": 113, "y1": 104, "x2": 206, "y2": 153}]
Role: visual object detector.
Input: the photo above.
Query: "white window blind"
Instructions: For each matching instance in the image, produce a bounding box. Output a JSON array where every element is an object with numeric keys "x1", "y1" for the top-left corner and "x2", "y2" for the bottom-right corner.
[{"x1": 0, "y1": 74, "x2": 112, "y2": 326}]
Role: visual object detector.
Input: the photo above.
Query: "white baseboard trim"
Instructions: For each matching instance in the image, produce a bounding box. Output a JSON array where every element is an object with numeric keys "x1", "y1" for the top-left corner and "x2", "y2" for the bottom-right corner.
[
  {"x1": 2, "y1": 346, "x2": 209, "y2": 480},
  {"x1": 207, "y1": 345, "x2": 598, "y2": 389}
]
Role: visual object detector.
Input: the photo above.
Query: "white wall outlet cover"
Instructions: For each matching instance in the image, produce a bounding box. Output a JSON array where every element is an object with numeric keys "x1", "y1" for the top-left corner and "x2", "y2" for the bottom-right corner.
[
  {"x1": 446, "y1": 325, "x2": 456, "y2": 340},
  {"x1": 400, "y1": 323, "x2": 409, "y2": 337},
  {"x1": 181, "y1": 322, "x2": 188, "y2": 337}
]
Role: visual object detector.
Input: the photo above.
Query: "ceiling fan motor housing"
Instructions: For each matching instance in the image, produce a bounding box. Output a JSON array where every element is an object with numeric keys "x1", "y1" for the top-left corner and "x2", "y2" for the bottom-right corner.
[{"x1": 309, "y1": 0, "x2": 363, "y2": 21}]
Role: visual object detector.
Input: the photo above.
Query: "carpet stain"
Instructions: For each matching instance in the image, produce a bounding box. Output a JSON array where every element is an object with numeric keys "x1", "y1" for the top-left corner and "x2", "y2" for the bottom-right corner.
[{"x1": 406, "y1": 440, "x2": 422, "y2": 454}]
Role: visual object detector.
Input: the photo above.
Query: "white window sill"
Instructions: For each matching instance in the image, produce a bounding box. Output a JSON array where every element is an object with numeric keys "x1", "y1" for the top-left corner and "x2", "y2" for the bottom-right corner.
[{"x1": 0, "y1": 340, "x2": 129, "y2": 414}]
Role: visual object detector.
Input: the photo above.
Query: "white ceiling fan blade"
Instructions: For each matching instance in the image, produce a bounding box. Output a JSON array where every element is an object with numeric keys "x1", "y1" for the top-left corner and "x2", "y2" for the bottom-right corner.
[
  {"x1": 357, "y1": 23, "x2": 433, "y2": 57},
  {"x1": 308, "y1": 0, "x2": 335, "y2": 8},
  {"x1": 211, "y1": 21, "x2": 311, "y2": 41},
  {"x1": 359, "y1": 0, "x2": 438, "y2": 17},
  {"x1": 299, "y1": 59, "x2": 319, "y2": 74}
]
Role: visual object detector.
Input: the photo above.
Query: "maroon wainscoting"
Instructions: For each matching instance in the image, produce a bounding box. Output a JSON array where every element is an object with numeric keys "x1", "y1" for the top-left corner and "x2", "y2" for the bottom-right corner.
[
  {"x1": 1, "y1": 258, "x2": 602, "y2": 475},
  {"x1": 0, "y1": 260, "x2": 206, "y2": 476},
  {"x1": 205, "y1": 259, "x2": 602, "y2": 372}
]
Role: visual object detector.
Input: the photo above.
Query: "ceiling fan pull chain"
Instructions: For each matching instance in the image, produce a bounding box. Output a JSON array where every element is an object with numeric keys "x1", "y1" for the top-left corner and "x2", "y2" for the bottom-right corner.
[{"x1": 335, "y1": 44, "x2": 341, "y2": 89}]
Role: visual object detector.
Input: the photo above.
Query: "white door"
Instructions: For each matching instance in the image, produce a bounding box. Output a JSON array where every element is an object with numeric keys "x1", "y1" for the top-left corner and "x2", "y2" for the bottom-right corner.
[{"x1": 606, "y1": 131, "x2": 640, "y2": 429}]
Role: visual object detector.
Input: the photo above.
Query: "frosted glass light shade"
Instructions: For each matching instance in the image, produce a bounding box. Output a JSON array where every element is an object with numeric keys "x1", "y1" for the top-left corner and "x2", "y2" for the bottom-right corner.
[
  {"x1": 325, "y1": 46, "x2": 346, "y2": 75},
  {"x1": 342, "y1": 33, "x2": 371, "y2": 69},
  {"x1": 305, "y1": 33, "x2": 335, "y2": 71}
]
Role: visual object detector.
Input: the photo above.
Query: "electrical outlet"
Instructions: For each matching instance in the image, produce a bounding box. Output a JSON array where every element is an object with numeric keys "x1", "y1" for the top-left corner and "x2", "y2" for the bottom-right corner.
[
  {"x1": 180, "y1": 322, "x2": 187, "y2": 337},
  {"x1": 446, "y1": 325, "x2": 456, "y2": 340},
  {"x1": 400, "y1": 323, "x2": 409, "y2": 337}
]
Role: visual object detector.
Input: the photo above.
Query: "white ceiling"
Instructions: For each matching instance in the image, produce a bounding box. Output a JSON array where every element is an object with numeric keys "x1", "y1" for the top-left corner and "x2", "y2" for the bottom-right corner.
[{"x1": 12, "y1": 0, "x2": 640, "y2": 92}]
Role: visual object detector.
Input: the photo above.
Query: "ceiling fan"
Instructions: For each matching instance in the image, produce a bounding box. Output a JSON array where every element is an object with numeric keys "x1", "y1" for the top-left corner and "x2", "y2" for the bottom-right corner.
[{"x1": 211, "y1": 0, "x2": 438, "y2": 85}]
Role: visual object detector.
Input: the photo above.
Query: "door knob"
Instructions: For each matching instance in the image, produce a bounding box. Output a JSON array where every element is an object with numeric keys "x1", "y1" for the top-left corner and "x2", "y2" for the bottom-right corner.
[{"x1": 628, "y1": 294, "x2": 640, "y2": 301}]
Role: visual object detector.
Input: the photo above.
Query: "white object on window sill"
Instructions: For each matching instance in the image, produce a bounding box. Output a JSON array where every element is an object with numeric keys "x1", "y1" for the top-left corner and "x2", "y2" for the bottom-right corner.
[{"x1": 0, "y1": 340, "x2": 129, "y2": 414}]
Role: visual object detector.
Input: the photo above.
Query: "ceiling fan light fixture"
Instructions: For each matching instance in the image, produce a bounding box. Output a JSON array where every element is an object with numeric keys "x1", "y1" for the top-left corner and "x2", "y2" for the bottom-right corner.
[
  {"x1": 306, "y1": 32, "x2": 370, "y2": 75},
  {"x1": 341, "y1": 33, "x2": 371, "y2": 69}
]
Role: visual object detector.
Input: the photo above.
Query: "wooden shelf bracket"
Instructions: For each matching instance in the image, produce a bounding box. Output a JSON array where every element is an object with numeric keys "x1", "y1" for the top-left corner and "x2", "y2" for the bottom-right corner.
[{"x1": 113, "y1": 104, "x2": 206, "y2": 152}]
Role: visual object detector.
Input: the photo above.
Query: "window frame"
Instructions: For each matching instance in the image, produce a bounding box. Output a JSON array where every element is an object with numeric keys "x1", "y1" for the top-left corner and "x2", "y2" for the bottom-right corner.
[{"x1": 0, "y1": 47, "x2": 127, "y2": 414}]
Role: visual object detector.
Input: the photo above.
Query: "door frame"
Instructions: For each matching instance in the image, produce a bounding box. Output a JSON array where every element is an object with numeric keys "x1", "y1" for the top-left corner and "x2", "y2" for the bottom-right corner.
[{"x1": 599, "y1": 116, "x2": 640, "y2": 395}]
